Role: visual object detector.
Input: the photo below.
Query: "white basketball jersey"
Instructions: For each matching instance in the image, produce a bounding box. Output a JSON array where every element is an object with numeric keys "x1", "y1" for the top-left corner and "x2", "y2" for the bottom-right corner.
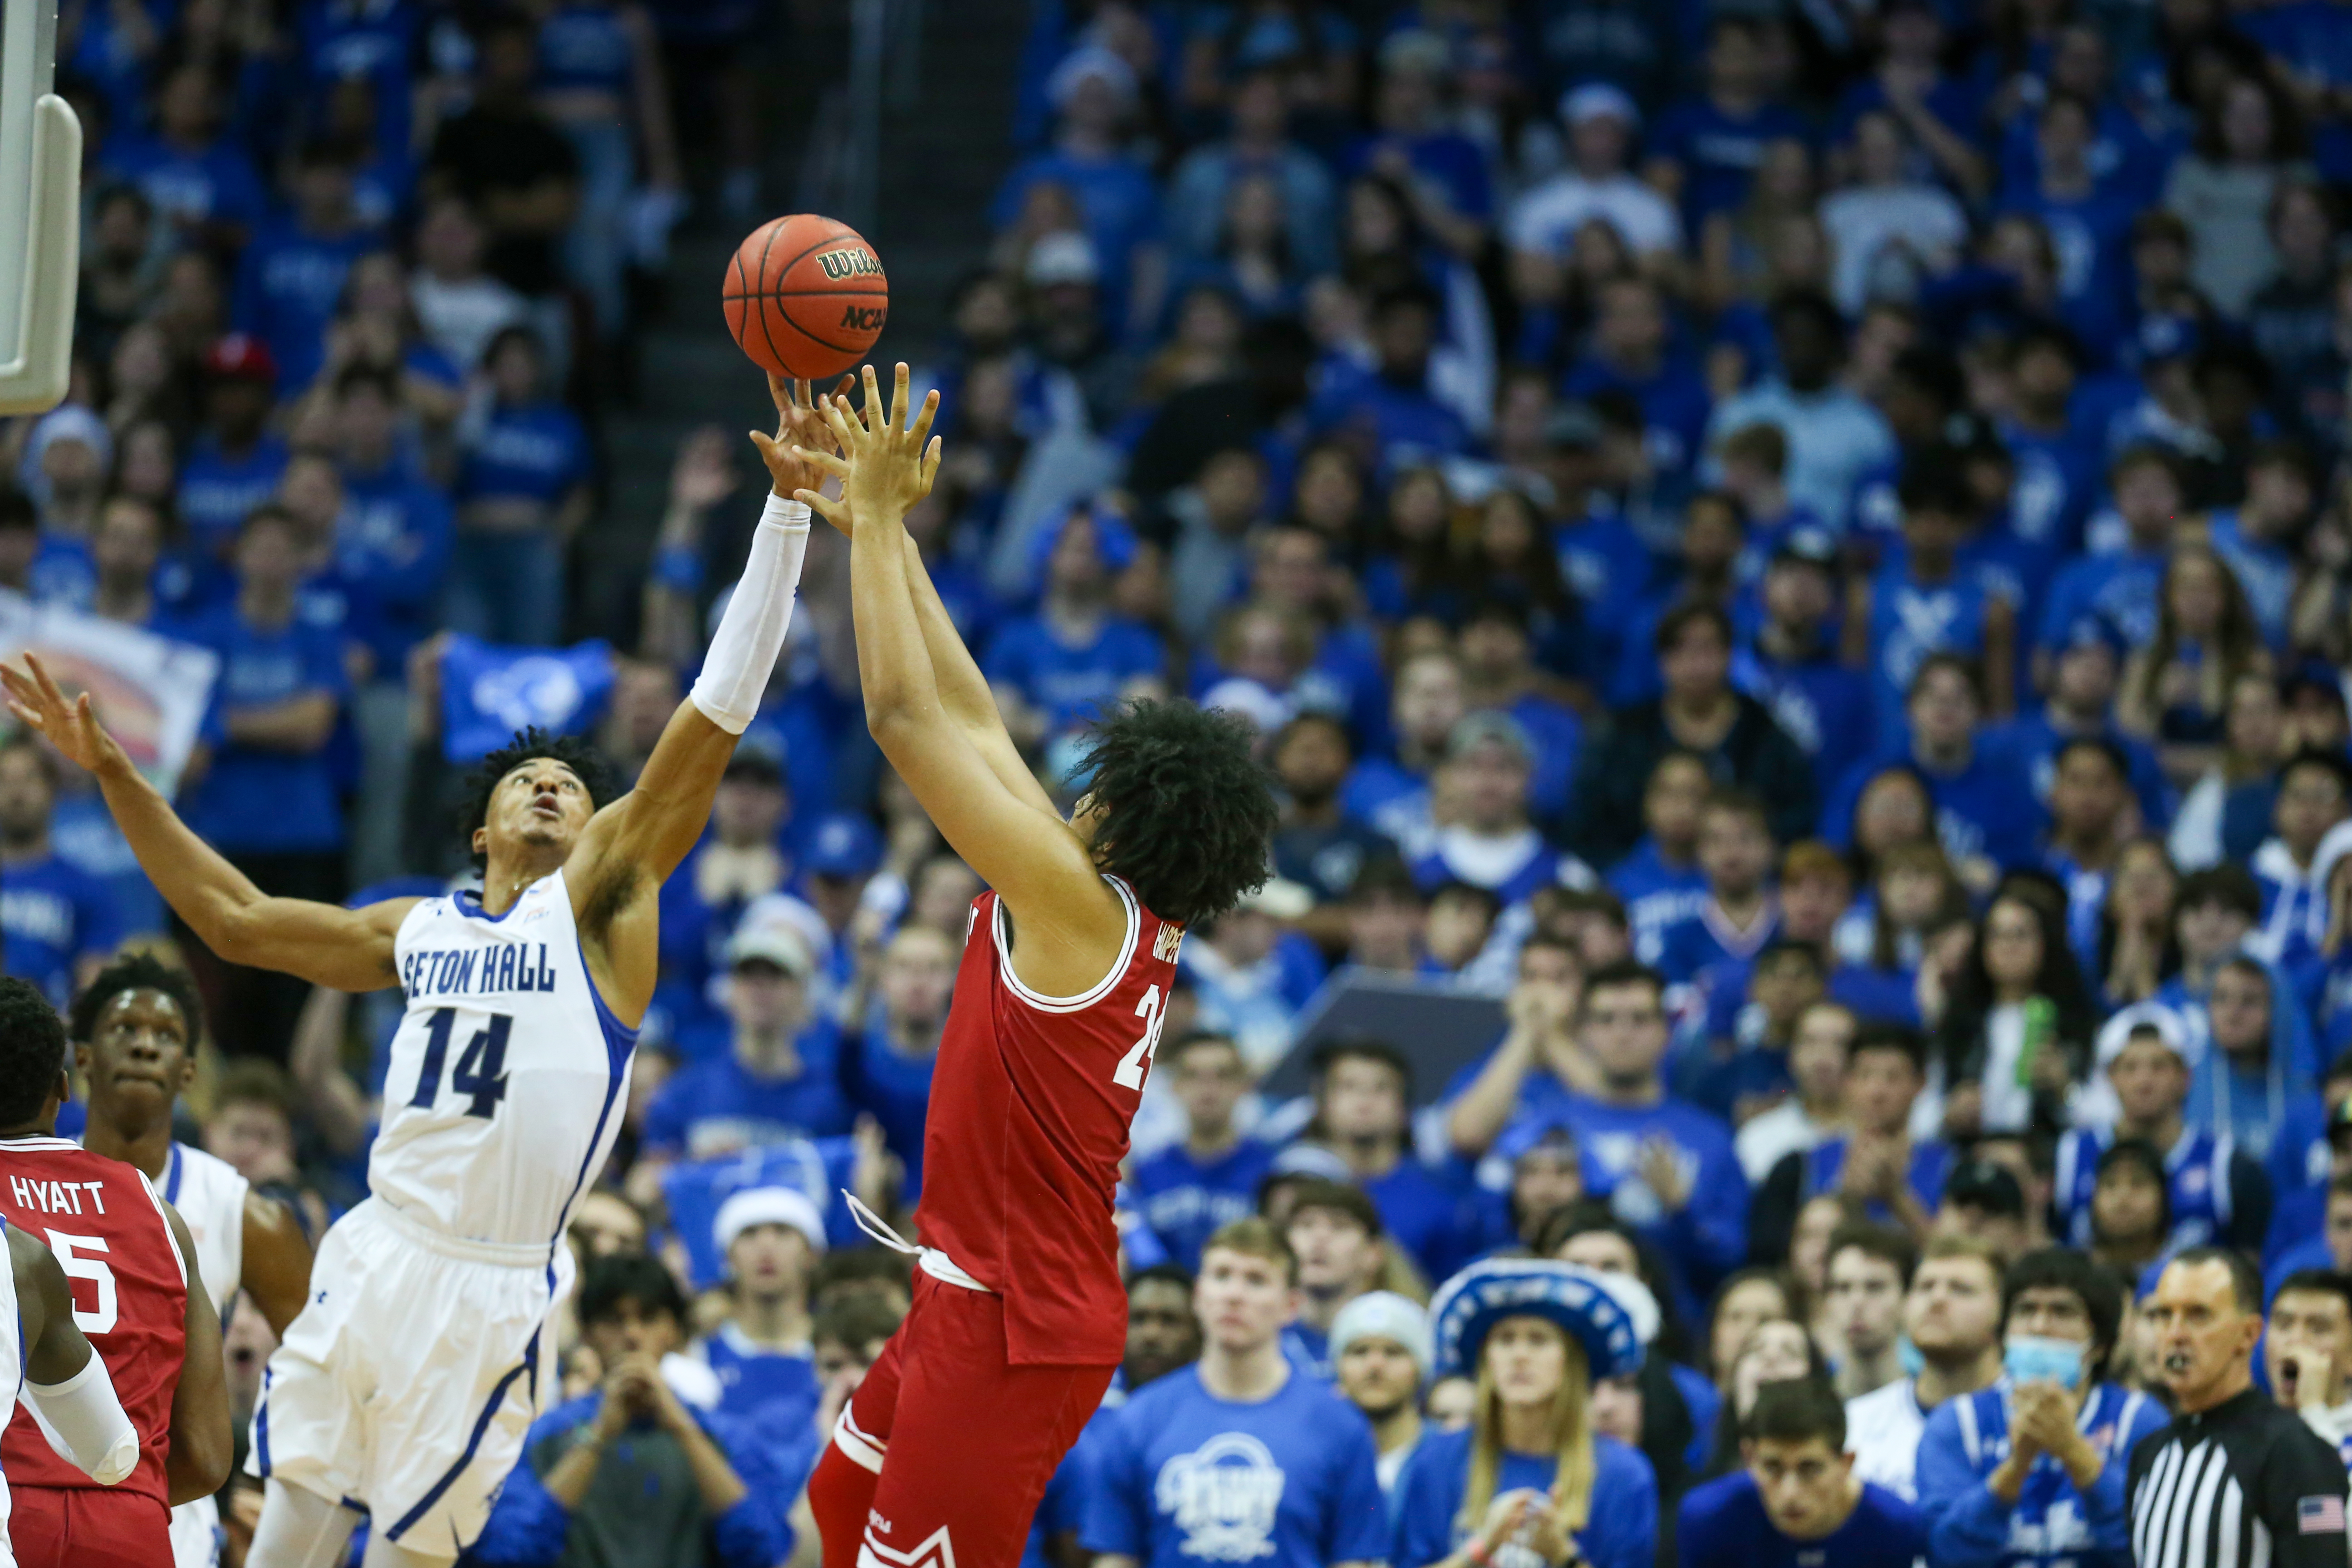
[
  {"x1": 376, "y1": 871, "x2": 637, "y2": 1250},
  {"x1": 161, "y1": 1142, "x2": 247, "y2": 1320}
]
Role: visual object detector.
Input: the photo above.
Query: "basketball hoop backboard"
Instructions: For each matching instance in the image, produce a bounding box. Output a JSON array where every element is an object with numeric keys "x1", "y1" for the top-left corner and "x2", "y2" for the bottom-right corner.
[{"x1": 0, "y1": 0, "x2": 79, "y2": 415}]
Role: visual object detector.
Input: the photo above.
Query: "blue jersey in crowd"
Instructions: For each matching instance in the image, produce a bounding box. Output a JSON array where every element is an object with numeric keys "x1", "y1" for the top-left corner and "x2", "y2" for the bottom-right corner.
[
  {"x1": 2053, "y1": 1126, "x2": 2248, "y2": 1253},
  {"x1": 178, "y1": 605, "x2": 350, "y2": 854},
  {"x1": 1802, "y1": 1133, "x2": 1956, "y2": 1225},
  {"x1": 0, "y1": 853, "x2": 123, "y2": 1009},
  {"x1": 456, "y1": 402, "x2": 593, "y2": 508},
  {"x1": 1913, "y1": 1381, "x2": 2169, "y2": 1568},
  {"x1": 1129, "y1": 1139, "x2": 1278, "y2": 1274},
  {"x1": 1676, "y1": 1470, "x2": 1926, "y2": 1568},
  {"x1": 641, "y1": 1023, "x2": 856, "y2": 1161},
  {"x1": 1081, "y1": 1364, "x2": 1388, "y2": 1568},
  {"x1": 1392, "y1": 1425, "x2": 1657, "y2": 1568},
  {"x1": 985, "y1": 613, "x2": 1166, "y2": 737},
  {"x1": 698, "y1": 1323, "x2": 819, "y2": 1437},
  {"x1": 177, "y1": 436, "x2": 291, "y2": 556}
]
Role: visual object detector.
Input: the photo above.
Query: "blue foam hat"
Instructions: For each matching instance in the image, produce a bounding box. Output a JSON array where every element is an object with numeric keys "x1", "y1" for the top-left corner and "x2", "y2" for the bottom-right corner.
[{"x1": 1428, "y1": 1259, "x2": 1659, "y2": 1382}]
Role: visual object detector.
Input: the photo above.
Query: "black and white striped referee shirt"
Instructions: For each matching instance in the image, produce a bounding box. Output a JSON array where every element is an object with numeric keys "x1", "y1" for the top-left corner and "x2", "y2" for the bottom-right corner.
[{"x1": 2127, "y1": 1387, "x2": 2351, "y2": 1567}]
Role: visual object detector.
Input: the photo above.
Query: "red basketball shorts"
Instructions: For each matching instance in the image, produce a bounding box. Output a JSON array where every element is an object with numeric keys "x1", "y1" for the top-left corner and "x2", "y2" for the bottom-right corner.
[
  {"x1": 9, "y1": 1485, "x2": 172, "y2": 1568},
  {"x1": 811, "y1": 1271, "x2": 1114, "y2": 1568}
]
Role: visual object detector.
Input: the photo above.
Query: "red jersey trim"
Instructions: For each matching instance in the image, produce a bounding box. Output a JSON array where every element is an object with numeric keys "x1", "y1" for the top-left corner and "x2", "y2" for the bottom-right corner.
[{"x1": 989, "y1": 875, "x2": 1140, "y2": 1014}]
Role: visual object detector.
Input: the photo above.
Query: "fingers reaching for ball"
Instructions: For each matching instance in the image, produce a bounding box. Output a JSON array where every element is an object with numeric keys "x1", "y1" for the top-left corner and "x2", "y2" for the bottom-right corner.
[{"x1": 789, "y1": 363, "x2": 944, "y2": 528}]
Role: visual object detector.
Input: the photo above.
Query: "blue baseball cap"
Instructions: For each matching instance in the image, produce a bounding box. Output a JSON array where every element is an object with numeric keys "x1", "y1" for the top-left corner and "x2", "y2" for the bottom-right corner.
[{"x1": 800, "y1": 813, "x2": 882, "y2": 880}]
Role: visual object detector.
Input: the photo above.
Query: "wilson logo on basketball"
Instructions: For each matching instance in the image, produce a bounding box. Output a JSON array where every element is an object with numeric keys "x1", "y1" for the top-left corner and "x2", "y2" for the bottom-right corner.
[
  {"x1": 841, "y1": 305, "x2": 887, "y2": 330},
  {"x1": 817, "y1": 248, "x2": 885, "y2": 281}
]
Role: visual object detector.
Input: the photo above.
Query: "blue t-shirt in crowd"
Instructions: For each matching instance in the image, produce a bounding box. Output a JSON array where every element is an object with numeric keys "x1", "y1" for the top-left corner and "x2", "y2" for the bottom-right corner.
[
  {"x1": 178, "y1": 605, "x2": 350, "y2": 854},
  {"x1": 1610, "y1": 839, "x2": 1709, "y2": 968},
  {"x1": 1654, "y1": 899, "x2": 1782, "y2": 987},
  {"x1": 1130, "y1": 1139, "x2": 1278, "y2": 1274},
  {"x1": 1677, "y1": 1470, "x2": 1926, "y2": 1568},
  {"x1": 1999, "y1": 422, "x2": 2105, "y2": 559},
  {"x1": 984, "y1": 613, "x2": 1166, "y2": 737},
  {"x1": 1393, "y1": 1426, "x2": 1657, "y2": 1568},
  {"x1": 1562, "y1": 353, "x2": 1715, "y2": 476},
  {"x1": 1913, "y1": 1380, "x2": 2169, "y2": 1568},
  {"x1": 1733, "y1": 636, "x2": 1876, "y2": 799},
  {"x1": 232, "y1": 218, "x2": 378, "y2": 390},
  {"x1": 0, "y1": 853, "x2": 123, "y2": 1009},
  {"x1": 841, "y1": 1022, "x2": 938, "y2": 1192},
  {"x1": 337, "y1": 461, "x2": 456, "y2": 672},
  {"x1": 177, "y1": 435, "x2": 291, "y2": 556},
  {"x1": 455, "y1": 402, "x2": 593, "y2": 509},
  {"x1": 1536, "y1": 1090, "x2": 1749, "y2": 1317},
  {"x1": 99, "y1": 131, "x2": 270, "y2": 234},
  {"x1": 2034, "y1": 545, "x2": 2166, "y2": 654},
  {"x1": 1864, "y1": 556, "x2": 1997, "y2": 744},
  {"x1": 700, "y1": 1323, "x2": 819, "y2": 1436},
  {"x1": 1649, "y1": 97, "x2": 1814, "y2": 221},
  {"x1": 1802, "y1": 1133, "x2": 1955, "y2": 1225},
  {"x1": 1081, "y1": 1364, "x2": 1388, "y2": 1568},
  {"x1": 641, "y1": 1021, "x2": 856, "y2": 1160}
]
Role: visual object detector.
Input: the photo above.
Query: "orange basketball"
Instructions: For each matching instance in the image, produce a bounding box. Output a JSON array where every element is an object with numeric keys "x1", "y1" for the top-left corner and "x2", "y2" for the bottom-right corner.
[{"x1": 721, "y1": 214, "x2": 890, "y2": 379}]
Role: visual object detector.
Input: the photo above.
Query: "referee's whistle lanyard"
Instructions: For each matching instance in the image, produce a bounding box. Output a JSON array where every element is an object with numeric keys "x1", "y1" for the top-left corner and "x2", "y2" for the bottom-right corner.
[{"x1": 843, "y1": 1191, "x2": 990, "y2": 1293}]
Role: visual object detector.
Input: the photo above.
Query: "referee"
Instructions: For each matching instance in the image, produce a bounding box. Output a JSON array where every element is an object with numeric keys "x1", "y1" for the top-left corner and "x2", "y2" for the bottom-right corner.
[{"x1": 2128, "y1": 1248, "x2": 2350, "y2": 1566}]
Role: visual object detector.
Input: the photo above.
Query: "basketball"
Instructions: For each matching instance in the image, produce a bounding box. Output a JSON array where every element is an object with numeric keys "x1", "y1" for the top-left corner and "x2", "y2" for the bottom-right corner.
[{"x1": 722, "y1": 214, "x2": 890, "y2": 380}]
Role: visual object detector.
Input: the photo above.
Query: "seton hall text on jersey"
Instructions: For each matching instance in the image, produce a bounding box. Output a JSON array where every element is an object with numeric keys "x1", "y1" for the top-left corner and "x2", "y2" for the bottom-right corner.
[{"x1": 401, "y1": 941, "x2": 562, "y2": 1001}]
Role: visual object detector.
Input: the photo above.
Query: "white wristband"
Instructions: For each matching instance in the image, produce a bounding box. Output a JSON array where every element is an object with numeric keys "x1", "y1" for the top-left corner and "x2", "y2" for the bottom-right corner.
[
  {"x1": 25, "y1": 1350, "x2": 137, "y2": 1485},
  {"x1": 688, "y1": 492, "x2": 812, "y2": 735}
]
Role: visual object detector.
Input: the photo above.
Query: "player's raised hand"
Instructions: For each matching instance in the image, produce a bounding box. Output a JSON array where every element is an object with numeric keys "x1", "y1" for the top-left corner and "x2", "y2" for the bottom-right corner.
[
  {"x1": 792, "y1": 362, "x2": 940, "y2": 532},
  {"x1": 1, "y1": 653, "x2": 130, "y2": 777},
  {"x1": 747, "y1": 371, "x2": 851, "y2": 511}
]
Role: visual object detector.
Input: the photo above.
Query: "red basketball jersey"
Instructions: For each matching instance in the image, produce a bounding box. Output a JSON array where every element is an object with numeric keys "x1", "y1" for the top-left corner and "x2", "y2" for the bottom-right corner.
[
  {"x1": 0, "y1": 1136, "x2": 186, "y2": 1506},
  {"x1": 916, "y1": 876, "x2": 1181, "y2": 1366}
]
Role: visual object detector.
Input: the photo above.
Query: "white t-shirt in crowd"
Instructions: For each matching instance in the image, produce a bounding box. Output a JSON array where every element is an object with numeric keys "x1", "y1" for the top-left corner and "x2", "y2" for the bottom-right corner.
[{"x1": 1845, "y1": 1376, "x2": 1928, "y2": 1502}]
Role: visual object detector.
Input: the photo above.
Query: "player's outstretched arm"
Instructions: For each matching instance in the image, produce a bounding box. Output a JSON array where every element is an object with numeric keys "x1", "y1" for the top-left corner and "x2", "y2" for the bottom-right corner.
[
  {"x1": 564, "y1": 377, "x2": 837, "y2": 1012},
  {"x1": 238, "y1": 1190, "x2": 315, "y2": 1339},
  {"x1": 159, "y1": 1202, "x2": 233, "y2": 1506},
  {"x1": 11, "y1": 1226, "x2": 138, "y2": 1486},
  {"x1": 1, "y1": 655, "x2": 415, "y2": 992},
  {"x1": 802, "y1": 366, "x2": 1122, "y2": 990},
  {"x1": 780, "y1": 371, "x2": 1056, "y2": 816}
]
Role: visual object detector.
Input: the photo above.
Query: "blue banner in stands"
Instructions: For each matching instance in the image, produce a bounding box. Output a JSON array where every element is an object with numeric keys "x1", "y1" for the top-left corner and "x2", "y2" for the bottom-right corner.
[{"x1": 438, "y1": 636, "x2": 617, "y2": 763}]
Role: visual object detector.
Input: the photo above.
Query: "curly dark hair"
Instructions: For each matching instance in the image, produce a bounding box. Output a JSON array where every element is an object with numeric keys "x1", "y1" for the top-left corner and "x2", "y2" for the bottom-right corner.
[
  {"x1": 0, "y1": 977, "x2": 67, "y2": 1128},
  {"x1": 68, "y1": 952, "x2": 205, "y2": 1048},
  {"x1": 458, "y1": 727, "x2": 624, "y2": 871},
  {"x1": 1073, "y1": 699, "x2": 1277, "y2": 927}
]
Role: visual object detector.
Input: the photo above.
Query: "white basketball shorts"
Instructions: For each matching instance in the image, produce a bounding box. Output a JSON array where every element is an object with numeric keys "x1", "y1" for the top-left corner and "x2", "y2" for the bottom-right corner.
[{"x1": 244, "y1": 1197, "x2": 566, "y2": 1557}]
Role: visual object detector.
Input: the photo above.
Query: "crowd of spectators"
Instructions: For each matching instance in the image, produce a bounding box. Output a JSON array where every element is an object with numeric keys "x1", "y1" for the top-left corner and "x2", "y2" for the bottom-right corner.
[{"x1": 23, "y1": 0, "x2": 2352, "y2": 1563}]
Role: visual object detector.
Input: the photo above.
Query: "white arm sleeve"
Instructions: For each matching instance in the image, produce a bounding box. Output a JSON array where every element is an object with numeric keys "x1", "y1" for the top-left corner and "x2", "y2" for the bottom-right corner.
[
  {"x1": 24, "y1": 1349, "x2": 138, "y2": 1485},
  {"x1": 688, "y1": 492, "x2": 813, "y2": 734}
]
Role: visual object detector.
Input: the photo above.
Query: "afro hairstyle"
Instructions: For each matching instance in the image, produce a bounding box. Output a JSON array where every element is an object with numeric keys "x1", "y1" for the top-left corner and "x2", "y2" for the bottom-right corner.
[
  {"x1": 458, "y1": 727, "x2": 624, "y2": 871},
  {"x1": 1072, "y1": 698, "x2": 1278, "y2": 928}
]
